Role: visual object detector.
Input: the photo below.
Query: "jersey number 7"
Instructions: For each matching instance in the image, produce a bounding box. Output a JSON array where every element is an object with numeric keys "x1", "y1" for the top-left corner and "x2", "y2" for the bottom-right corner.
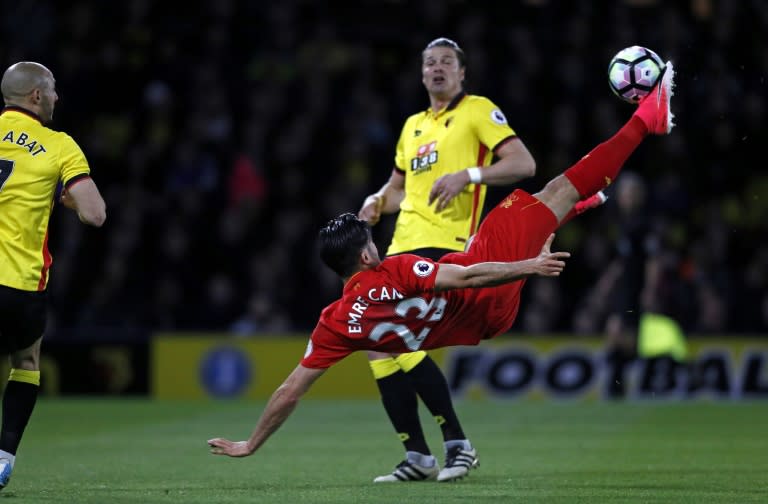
[{"x1": 0, "y1": 159, "x2": 15, "y2": 192}]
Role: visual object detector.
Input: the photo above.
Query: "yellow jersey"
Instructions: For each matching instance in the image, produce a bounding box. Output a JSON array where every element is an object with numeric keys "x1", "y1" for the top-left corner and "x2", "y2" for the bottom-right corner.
[
  {"x1": 0, "y1": 107, "x2": 91, "y2": 291},
  {"x1": 388, "y1": 92, "x2": 518, "y2": 255}
]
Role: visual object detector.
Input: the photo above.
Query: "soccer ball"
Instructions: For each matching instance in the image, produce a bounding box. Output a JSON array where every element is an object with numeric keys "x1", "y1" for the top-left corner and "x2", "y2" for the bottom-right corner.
[{"x1": 607, "y1": 46, "x2": 665, "y2": 103}]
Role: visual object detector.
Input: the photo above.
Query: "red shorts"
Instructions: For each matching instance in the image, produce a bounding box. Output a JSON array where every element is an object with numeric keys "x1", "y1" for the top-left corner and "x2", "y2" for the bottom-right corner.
[{"x1": 442, "y1": 189, "x2": 559, "y2": 336}]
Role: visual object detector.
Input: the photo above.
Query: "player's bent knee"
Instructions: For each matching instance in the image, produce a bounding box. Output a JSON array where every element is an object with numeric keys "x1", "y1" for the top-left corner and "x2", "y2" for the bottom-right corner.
[{"x1": 9, "y1": 337, "x2": 42, "y2": 370}]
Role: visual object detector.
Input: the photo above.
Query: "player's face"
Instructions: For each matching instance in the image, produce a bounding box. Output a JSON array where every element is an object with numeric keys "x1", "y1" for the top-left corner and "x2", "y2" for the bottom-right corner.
[
  {"x1": 37, "y1": 74, "x2": 58, "y2": 123},
  {"x1": 422, "y1": 46, "x2": 464, "y2": 99}
]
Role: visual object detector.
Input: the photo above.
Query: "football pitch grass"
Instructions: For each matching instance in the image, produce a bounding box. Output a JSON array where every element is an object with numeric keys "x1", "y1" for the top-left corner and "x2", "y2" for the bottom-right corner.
[{"x1": 5, "y1": 399, "x2": 767, "y2": 503}]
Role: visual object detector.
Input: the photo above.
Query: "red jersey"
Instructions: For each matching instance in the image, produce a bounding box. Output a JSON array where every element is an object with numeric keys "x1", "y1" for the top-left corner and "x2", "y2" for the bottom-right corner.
[
  {"x1": 302, "y1": 189, "x2": 561, "y2": 369},
  {"x1": 302, "y1": 254, "x2": 515, "y2": 369}
]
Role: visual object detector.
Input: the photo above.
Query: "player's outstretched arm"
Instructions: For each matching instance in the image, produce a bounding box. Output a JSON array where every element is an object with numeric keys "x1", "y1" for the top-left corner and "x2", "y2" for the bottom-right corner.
[
  {"x1": 434, "y1": 233, "x2": 569, "y2": 291},
  {"x1": 358, "y1": 169, "x2": 405, "y2": 225},
  {"x1": 207, "y1": 364, "x2": 326, "y2": 458}
]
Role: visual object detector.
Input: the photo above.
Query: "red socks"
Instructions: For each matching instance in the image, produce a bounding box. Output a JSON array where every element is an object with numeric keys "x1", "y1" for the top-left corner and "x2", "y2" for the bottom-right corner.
[{"x1": 564, "y1": 116, "x2": 648, "y2": 198}]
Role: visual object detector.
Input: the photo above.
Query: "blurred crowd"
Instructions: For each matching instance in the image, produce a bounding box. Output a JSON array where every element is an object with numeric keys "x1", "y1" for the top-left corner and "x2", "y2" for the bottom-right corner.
[{"x1": 2, "y1": 0, "x2": 765, "y2": 338}]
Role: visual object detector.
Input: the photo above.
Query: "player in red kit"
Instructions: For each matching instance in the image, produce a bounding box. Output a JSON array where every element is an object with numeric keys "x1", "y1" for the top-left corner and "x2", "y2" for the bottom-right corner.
[
  {"x1": 302, "y1": 230, "x2": 567, "y2": 369},
  {"x1": 208, "y1": 61, "x2": 675, "y2": 465}
]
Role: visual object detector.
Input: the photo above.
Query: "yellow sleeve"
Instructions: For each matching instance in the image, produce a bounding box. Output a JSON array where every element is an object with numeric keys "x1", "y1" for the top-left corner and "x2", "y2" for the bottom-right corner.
[
  {"x1": 471, "y1": 97, "x2": 518, "y2": 153},
  {"x1": 57, "y1": 133, "x2": 90, "y2": 185}
]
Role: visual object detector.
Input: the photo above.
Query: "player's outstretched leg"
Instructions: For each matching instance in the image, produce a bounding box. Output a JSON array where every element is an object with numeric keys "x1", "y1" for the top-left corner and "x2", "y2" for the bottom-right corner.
[
  {"x1": 633, "y1": 61, "x2": 675, "y2": 135},
  {"x1": 550, "y1": 58, "x2": 676, "y2": 216}
]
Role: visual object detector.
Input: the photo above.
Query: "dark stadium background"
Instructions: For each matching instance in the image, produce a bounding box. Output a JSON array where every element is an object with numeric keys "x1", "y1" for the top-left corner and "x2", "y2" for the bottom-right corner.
[
  {"x1": 2, "y1": 6, "x2": 768, "y2": 501},
  {"x1": 1, "y1": 0, "x2": 764, "y2": 344}
]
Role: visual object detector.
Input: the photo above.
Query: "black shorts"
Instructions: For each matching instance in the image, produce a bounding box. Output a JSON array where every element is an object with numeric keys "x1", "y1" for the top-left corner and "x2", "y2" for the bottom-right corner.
[{"x1": 0, "y1": 284, "x2": 47, "y2": 354}]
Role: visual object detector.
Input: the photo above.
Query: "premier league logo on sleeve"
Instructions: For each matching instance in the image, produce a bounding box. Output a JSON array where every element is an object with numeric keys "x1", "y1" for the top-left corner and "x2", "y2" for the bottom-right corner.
[
  {"x1": 491, "y1": 108, "x2": 508, "y2": 125},
  {"x1": 413, "y1": 260, "x2": 435, "y2": 277}
]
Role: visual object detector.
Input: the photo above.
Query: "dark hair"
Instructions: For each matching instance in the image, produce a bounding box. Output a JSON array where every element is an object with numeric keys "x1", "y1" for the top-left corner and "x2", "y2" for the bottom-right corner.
[
  {"x1": 319, "y1": 213, "x2": 372, "y2": 277},
  {"x1": 423, "y1": 37, "x2": 466, "y2": 68}
]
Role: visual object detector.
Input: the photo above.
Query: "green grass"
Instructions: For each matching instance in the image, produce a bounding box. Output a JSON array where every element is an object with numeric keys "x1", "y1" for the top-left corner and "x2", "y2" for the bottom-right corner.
[{"x1": 3, "y1": 399, "x2": 767, "y2": 503}]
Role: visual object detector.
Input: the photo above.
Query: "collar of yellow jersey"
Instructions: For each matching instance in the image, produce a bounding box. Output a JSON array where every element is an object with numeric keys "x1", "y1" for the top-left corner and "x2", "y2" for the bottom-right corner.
[
  {"x1": 426, "y1": 91, "x2": 467, "y2": 119},
  {"x1": 1, "y1": 106, "x2": 43, "y2": 124}
]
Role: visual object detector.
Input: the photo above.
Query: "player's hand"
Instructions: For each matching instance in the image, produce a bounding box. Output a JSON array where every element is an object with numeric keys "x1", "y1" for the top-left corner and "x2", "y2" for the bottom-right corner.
[
  {"x1": 533, "y1": 234, "x2": 570, "y2": 277},
  {"x1": 428, "y1": 171, "x2": 471, "y2": 212},
  {"x1": 207, "y1": 438, "x2": 254, "y2": 458},
  {"x1": 358, "y1": 194, "x2": 384, "y2": 225}
]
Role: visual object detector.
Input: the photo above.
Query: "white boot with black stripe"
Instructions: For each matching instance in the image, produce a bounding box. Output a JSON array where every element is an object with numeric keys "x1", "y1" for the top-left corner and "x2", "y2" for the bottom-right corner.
[
  {"x1": 437, "y1": 442, "x2": 479, "y2": 482},
  {"x1": 373, "y1": 452, "x2": 439, "y2": 482}
]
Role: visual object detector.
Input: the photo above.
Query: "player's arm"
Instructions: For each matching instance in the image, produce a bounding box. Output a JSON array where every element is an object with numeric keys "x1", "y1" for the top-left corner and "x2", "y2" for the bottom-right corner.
[
  {"x1": 429, "y1": 138, "x2": 536, "y2": 212},
  {"x1": 358, "y1": 168, "x2": 405, "y2": 225},
  {"x1": 433, "y1": 234, "x2": 569, "y2": 291},
  {"x1": 207, "y1": 364, "x2": 326, "y2": 458},
  {"x1": 475, "y1": 137, "x2": 536, "y2": 186},
  {"x1": 60, "y1": 177, "x2": 106, "y2": 227}
]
